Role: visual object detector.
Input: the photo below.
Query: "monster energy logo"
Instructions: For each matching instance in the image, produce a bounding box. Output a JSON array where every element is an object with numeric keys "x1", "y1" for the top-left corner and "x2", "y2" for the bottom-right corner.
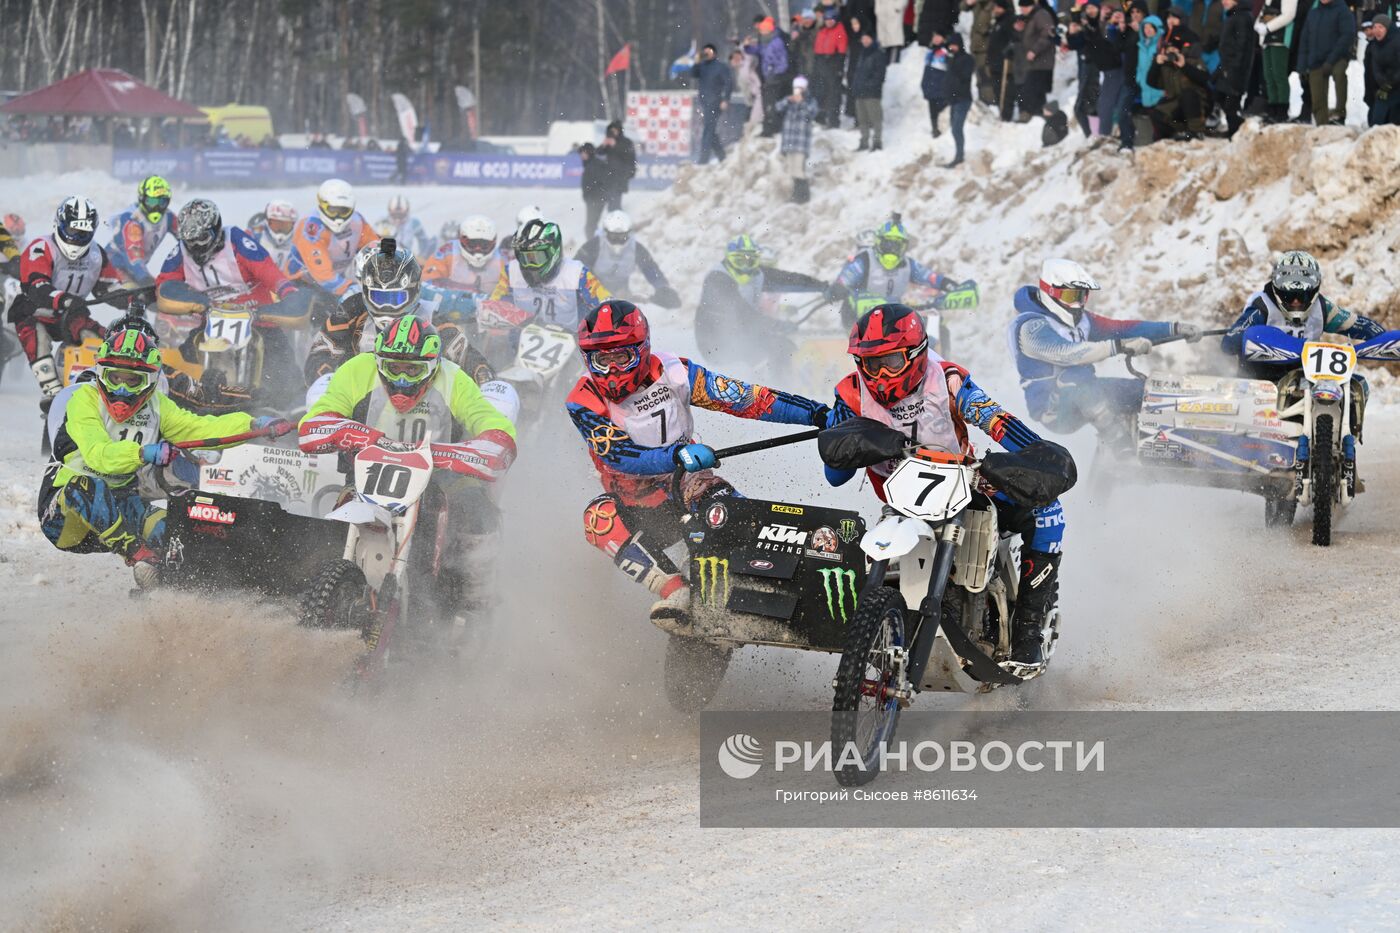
[
  {"x1": 694, "y1": 557, "x2": 729, "y2": 607},
  {"x1": 838, "y1": 518, "x2": 858, "y2": 543},
  {"x1": 818, "y1": 568, "x2": 859, "y2": 623},
  {"x1": 303, "y1": 469, "x2": 319, "y2": 494}
]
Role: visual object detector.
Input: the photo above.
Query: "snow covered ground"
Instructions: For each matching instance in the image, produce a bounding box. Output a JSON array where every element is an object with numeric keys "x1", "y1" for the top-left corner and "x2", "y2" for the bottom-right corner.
[{"x1": 4, "y1": 46, "x2": 1400, "y2": 933}]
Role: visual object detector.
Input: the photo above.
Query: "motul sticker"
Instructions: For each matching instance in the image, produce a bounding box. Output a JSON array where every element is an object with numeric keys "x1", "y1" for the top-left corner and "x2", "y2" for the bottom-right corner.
[{"x1": 187, "y1": 503, "x2": 236, "y2": 524}]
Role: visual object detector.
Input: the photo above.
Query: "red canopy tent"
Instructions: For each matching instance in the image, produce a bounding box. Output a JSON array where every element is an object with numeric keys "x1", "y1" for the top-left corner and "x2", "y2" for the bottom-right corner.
[{"x1": 0, "y1": 68, "x2": 203, "y2": 118}]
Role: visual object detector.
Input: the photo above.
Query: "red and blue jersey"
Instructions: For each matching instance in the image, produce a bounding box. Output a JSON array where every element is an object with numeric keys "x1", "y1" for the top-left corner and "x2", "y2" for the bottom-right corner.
[
  {"x1": 106, "y1": 205, "x2": 177, "y2": 283},
  {"x1": 155, "y1": 226, "x2": 293, "y2": 307}
]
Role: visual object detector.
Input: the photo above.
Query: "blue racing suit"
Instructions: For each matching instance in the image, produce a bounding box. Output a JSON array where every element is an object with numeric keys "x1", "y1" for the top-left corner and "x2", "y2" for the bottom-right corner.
[{"x1": 1006, "y1": 285, "x2": 1176, "y2": 435}]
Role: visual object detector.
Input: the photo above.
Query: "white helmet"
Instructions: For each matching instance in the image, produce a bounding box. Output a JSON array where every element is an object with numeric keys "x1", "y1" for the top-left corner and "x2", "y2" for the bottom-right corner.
[
  {"x1": 601, "y1": 210, "x2": 632, "y2": 251},
  {"x1": 263, "y1": 199, "x2": 297, "y2": 247},
  {"x1": 316, "y1": 178, "x2": 356, "y2": 234},
  {"x1": 1269, "y1": 250, "x2": 1322, "y2": 327},
  {"x1": 53, "y1": 196, "x2": 99, "y2": 261},
  {"x1": 1037, "y1": 258, "x2": 1100, "y2": 327},
  {"x1": 457, "y1": 215, "x2": 498, "y2": 269},
  {"x1": 387, "y1": 194, "x2": 410, "y2": 224},
  {"x1": 515, "y1": 204, "x2": 544, "y2": 234}
]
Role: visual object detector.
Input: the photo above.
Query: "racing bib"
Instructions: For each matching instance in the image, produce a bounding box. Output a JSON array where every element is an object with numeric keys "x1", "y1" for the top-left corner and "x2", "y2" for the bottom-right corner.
[
  {"x1": 508, "y1": 258, "x2": 584, "y2": 329},
  {"x1": 180, "y1": 231, "x2": 256, "y2": 304},
  {"x1": 605, "y1": 352, "x2": 694, "y2": 448},
  {"x1": 858, "y1": 359, "x2": 962, "y2": 476}
]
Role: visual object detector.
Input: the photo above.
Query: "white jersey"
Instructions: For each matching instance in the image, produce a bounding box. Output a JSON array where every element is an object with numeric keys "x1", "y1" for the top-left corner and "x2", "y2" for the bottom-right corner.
[
  {"x1": 179, "y1": 231, "x2": 257, "y2": 305},
  {"x1": 432, "y1": 247, "x2": 503, "y2": 294},
  {"x1": 505, "y1": 258, "x2": 586, "y2": 330},
  {"x1": 856, "y1": 357, "x2": 961, "y2": 477},
  {"x1": 362, "y1": 359, "x2": 468, "y2": 446},
  {"x1": 1254, "y1": 289, "x2": 1325, "y2": 341},
  {"x1": 605, "y1": 352, "x2": 694, "y2": 448},
  {"x1": 590, "y1": 238, "x2": 638, "y2": 294},
  {"x1": 858, "y1": 247, "x2": 914, "y2": 302},
  {"x1": 254, "y1": 229, "x2": 294, "y2": 273},
  {"x1": 32, "y1": 236, "x2": 106, "y2": 298}
]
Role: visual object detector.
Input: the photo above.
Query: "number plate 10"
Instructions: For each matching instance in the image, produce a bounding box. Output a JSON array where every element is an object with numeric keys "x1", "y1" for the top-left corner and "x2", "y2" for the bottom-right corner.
[{"x1": 1302, "y1": 341, "x2": 1356, "y2": 383}]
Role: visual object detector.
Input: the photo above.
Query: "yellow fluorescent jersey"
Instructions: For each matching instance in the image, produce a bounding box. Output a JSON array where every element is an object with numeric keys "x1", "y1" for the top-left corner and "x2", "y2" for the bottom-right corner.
[
  {"x1": 301, "y1": 353, "x2": 516, "y2": 446},
  {"x1": 50, "y1": 384, "x2": 253, "y2": 488}
]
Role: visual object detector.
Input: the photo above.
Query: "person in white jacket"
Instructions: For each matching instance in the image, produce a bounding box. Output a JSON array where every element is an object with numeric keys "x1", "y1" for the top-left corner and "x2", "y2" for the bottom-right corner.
[{"x1": 1256, "y1": 0, "x2": 1299, "y2": 122}]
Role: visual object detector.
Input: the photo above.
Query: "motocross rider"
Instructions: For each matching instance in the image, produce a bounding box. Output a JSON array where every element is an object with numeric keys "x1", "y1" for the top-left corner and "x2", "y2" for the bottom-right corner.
[
  {"x1": 567, "y1": 299, "x2": 830, "y2": 629},
  {"x1": 105, "y1": 175, "x2": 178, "y2": 287},
  {"x1": 1007, "y1": 258, "x2": 1203, "y2": 439},
  {"x1": 379, "y1": 195, "x2": 434, "y2": 258},
  {"x1": 304, "y1": 237, "x2": 507, "y2": 416},
  {"x1": 694, "y1": 234, "x2": 826, "y2": 370},
  {"x1": 246, "y1": 200, "x2": 299, "y2": 274},
  {"x1": 572, "y1": 210, "x2": 681, "y2": 308},
  {"x1": 422, "y1": 215, "x2": 505, "y2": 295},
  {"x1": 300, "y1": 315, "x2": 517, "y2": 600},
  {"x1": 9, "y1": 197, "x2": 125, "y2": 414},
  {"x1": 827, "y1": 218, "x2": 978, "y2": 328},
  {"x1": 485, "y1": 217, "x2": 609, "y2": 331},
  {"x1": 1222, "y1": 250, "x2": 1383, "y2": 437},
  {"x1": 828, "y1": 303, "x2": 1067, "y2": 667},
  {"x1": 39, "y1": 321, "x2": 293, "y2": 588},
  {"x1": 154, "y1": 198, "x2": 303, "y2": 410},
  {"x1": 287, "y1": 178, "x2": 378, "y2": 296}
]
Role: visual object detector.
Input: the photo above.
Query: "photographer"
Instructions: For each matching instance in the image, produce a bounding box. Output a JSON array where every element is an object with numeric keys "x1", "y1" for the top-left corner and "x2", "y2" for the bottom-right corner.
[{"x1": 1146, "y1": 7, "x2": 1212, "y2": 139}]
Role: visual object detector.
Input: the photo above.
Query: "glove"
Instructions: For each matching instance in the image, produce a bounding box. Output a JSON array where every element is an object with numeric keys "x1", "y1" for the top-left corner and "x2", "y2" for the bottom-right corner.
[
  {"x1": 431, "y1": 429, "x2": 517, "y2": 482},
  {"x1": 809, "y1": 404, "x2": 832, "y2": 428},
  {"x1": 478, "y1": 299, "x2": 531, "y2": 330},
  {"x1": 1116, "y1": 336, "x2": 1154, "y2": 356},
  {"x1": 651, "y1": 285, "x2": 682, "y2": 309},
  {"x1": 141, "y1": 441, "x2": 177, "y2": 466},
  {"x1": 251, "y1": 416, "x2": 295, "y2": 438},
  {"x1": 674, "y1": 443, "x2": 718, "y2": 473},
  {"x1": 1254, "y1": 20, "x2": 1269, "y2": 36},
  {"x1": 57, "y1": 292, "x2": 89, "y2": 317},
  {"x1": 825, "y1": 282, "x2": 849, "y2": 303},
  {"x1": 1174, "y1": 322, "x2": 1204, "y2": 343}
]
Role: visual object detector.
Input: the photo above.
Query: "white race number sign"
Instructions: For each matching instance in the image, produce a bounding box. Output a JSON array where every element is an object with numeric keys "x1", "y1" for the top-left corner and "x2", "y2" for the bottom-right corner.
[{"x1": 1301, "y1": 341, "x2": 1356, "y2": 383}]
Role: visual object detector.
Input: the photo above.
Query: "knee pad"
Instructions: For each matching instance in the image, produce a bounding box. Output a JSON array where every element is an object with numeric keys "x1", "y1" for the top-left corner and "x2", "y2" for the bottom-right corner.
[{"x1": 583, "y1": 495, "x2": 632, "y2": 558}]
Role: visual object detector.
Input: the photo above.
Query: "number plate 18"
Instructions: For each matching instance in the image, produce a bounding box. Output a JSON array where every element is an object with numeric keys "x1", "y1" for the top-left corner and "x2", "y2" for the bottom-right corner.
[{"x1": 1302, "y1": 341, "x2": 1356, "y2": 383}]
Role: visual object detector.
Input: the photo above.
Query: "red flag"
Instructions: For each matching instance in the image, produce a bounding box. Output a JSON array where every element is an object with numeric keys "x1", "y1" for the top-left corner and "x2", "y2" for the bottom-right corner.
[{"x1": 605, "y1": 44, "x2": 631, "y2": 76}]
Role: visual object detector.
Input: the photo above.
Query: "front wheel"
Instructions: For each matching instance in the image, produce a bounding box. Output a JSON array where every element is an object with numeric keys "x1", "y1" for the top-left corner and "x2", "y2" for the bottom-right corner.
[
  {"x1": 663, "y1": 636, "x2": 733, "y2": 714},
  {"x1": 299, "y1": 559, "x2": 371, "y2": 632},
  {"x1": 831, "y1": 586, "x2": 906, "y2": 787},
  {"x1": 1312, "y1": 413, "x2": 1335, "y2": 547}
]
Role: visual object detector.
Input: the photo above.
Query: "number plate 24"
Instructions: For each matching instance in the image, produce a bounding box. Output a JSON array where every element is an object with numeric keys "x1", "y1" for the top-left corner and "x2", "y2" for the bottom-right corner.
[{"x1": 516, "y1": 323, "x2": 576, "y2": 377}]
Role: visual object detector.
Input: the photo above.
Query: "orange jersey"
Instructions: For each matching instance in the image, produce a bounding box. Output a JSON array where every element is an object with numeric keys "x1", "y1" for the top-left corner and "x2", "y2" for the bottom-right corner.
[{"x1": 286, "y1": 213, "x2": 376, "y2": 294}]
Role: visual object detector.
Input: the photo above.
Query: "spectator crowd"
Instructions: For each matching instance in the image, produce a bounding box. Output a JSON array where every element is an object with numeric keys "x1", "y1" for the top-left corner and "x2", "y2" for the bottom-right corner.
[{"x1": 685, "y1": 0, "x2": 1400, "y2": 174}]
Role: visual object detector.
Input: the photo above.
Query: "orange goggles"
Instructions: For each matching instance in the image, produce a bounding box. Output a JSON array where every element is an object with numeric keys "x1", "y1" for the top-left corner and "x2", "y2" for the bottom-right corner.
[{"x1": 856, "y1": 339, "x2": 926, "y2": 379}]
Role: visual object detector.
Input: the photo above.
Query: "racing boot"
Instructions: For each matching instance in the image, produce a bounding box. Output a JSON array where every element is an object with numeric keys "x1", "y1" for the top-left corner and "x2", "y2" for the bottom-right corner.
[
  {"x1": 1009, "y1": 550, "x2": 1060, "y2": 667},
  {"x1": 649, "y1": 574, "x2": 693, "y2": 636},
  {"x1": 126, "y1": 544, "x2": 164, "y2": 591}
]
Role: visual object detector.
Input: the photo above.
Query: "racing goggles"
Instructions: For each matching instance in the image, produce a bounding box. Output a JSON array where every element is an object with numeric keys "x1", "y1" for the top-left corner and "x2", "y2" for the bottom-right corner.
[
  {"x1": 876, "y1": 236, "x2": 907, "y2": 261},
  {"x1": 377, "y1": 358, "x2": 435, "y2": 390},
  {"x1": 517, "y1": 247, "x2": 552, "y2": 268},
  {"x1": 99, "y1": 364, "x2": 155, "y2": 395},
  {"x1": 460, "y1": 236, "x2": 497, "y2": 256},
  {"x1": 140, "y1": 194, "x2": 171, "y2": 222},
  {"x1": 267, "y1": 216, "x2": 295, "y2": 236},
  {"x1": 319, "y1": 202, "x2": 354, "y2": 222},
  {"x1": 726, "y1": 250, "x2": 761, "y2": 274},
  {"x1": 606, "y1": 231, "x2": 631, "y2": 247},
  {"x1": 1275, "y1": 283, "x2": 1317, "y2": 310},
  {"x1": 366, "y1": 288, "x2": 413, "y2": 310},
  {"x1": 585, "y1": 345, "x2": 642, "y2": 375},
  {"x1": 1044, "y1": 284, "x2": 1092, "y2": 309},
  {"x1": 856, "y1": 339, "x2": 927, "y2": 379}
]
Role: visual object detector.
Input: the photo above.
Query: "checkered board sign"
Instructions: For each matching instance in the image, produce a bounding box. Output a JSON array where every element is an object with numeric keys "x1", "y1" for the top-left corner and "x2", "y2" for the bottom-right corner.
[{"x1": 626, "y1": 91, "x2": 695, "y2": 156}]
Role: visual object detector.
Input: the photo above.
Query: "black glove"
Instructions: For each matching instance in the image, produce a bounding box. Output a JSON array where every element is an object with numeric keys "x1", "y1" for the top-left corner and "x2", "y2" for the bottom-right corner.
[
  {"x1": 651, "y1": 285, "x2": 682, "y2": 309},
  {"x1": 825, "y1": 282, "x2": 849, "y2": 303},
  {"x1": 809, "y1": 403, "x2": 832, "y2": 428},
  {"x1": 57, "y1": 292, "x2": 89, "y2": 317}
]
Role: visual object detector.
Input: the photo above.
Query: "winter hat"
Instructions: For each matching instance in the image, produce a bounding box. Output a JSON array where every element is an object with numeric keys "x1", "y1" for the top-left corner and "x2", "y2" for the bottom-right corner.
[
  {"x1": 1374, "y1": 13, "x2": 1393, "y2": 28},
  {"x1": 1016, "y1": 0, "x2": 1034, "y2": 7},
  {"x1": 1166, "y1": 5, "x2": 1187, "y2": 18},
  {"x1": 793, "y1": 75, "x2": 810, "y2": 89},
  {"x1": 946, "y1": 32, "x2": 964, "y2": 48},
  {"x1": 758, "y1": 16, "x2": 776, "y2": 31}
]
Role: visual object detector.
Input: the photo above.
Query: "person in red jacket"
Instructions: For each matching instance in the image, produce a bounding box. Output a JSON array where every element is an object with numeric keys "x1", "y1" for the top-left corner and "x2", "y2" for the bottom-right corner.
[
  {"x1": 154, "y1": 198, "x2": 294, "y2": 309},
  {"x1": 8, "y1": 196, "x2": 123, "y2": 413},
  {"x1": 814, "y1": 7, "x2": 851, "y2": 126}
]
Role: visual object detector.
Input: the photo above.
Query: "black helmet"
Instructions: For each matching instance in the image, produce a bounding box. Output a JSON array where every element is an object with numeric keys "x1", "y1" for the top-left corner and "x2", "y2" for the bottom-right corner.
[
  {"x1": 177, "y1": 198, "x2": 225, "y2": 266},
  {"x1": 357, "y1": 237, "x2": 422, "y2": 325},
  {"x1": 513, "y1": 218, "x2": 563, "y2": 287}
]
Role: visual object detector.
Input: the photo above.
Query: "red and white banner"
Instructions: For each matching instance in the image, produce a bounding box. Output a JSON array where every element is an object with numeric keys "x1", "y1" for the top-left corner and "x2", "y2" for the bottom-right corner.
[{"x1": 625, "y1": 90, "x2": 694, "y2": 157}]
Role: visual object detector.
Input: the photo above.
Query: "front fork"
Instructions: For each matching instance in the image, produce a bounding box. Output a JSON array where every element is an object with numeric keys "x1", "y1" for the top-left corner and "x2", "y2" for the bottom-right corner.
[{"x1": 906, "y1": 520, "x2": 963, "y2": 690}]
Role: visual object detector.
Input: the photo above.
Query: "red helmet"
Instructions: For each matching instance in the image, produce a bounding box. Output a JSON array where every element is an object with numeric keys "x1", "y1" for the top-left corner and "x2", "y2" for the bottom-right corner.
[
  {"x1": 848, "y1": 303, "x2": 929, "y2": 407},
  {"x1": 578, "y1": 299, "x2": 651, "y2": 401}
]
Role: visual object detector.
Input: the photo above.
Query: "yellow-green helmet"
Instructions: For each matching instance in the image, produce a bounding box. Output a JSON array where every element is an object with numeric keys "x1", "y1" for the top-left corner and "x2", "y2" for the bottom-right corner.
[
  {"x1": 874, "y1": 220, "x2": 910, "y2": 271},
  {"x1": 723, "y1": 234, "x2": 763, "y2": 284},
  {"x1": 95, "y1": 325, "x2": 162, "y2": 423},
  {"x1": 374, "y1": 315, "x2": 442, "y2": 412},
  {"x1": 138, "y1": 175, "x2": 173, "y2": 225}
]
